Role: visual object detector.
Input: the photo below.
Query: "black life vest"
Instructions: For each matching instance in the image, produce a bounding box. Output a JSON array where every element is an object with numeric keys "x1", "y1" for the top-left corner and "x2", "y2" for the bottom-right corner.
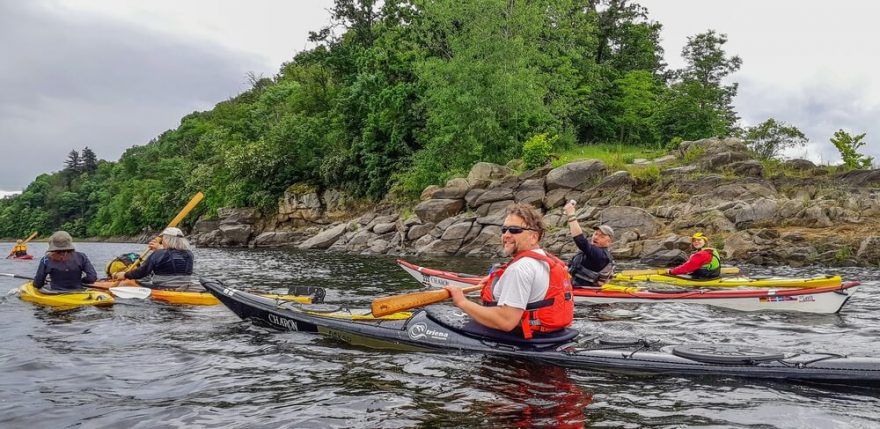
[{"x1": 568, "y1": 248, "x2": 615, "y2": 287}]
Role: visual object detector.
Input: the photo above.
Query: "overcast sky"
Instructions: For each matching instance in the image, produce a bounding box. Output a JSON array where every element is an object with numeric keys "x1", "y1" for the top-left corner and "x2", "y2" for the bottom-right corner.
[
  {"x1": 640, "y1": 0, "x2": 880, "y2": 163},
  {"x1": 2, "y1": 0, "x2": 878, "y2": 196}
]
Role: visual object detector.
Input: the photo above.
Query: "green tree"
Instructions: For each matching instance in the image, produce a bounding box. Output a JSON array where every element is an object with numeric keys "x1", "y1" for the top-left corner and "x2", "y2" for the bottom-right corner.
[
  {"x1": 830, "y1": 129, "x2": 873, "y2": 169},
  {"x1": 657, "y1": 30, "x2": 741, "y2": 141},
  {"x1": 576, "y1": 0, "x2": 666, "y2": 143},
  {"x1": 81, "y1": 147, "x2": 98, "y2": 173},
  {"x1": 744, "y1": 118, "x2": 807, "y2": 160},
  {"x1": 64, "y1": 150, "x2": 82, "y2": 173},
  {"x1": 612, "y1": 70, "x2": 661, "y2": 145}
]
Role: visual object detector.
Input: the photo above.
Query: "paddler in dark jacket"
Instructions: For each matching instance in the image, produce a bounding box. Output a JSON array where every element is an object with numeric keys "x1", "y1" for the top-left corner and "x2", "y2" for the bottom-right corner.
[
  {"x1": 33, "y1": 231, "x2": 98, "y2": 292},
  {"x1": 563, "y1": 200, "x2": 615, "y2": 287},
  {"x1": 112, "y1": 227, "x2": 196, "y2": 290},
  {"x1": 667, "y1": 232, "x2": 722, "y2": 279}
]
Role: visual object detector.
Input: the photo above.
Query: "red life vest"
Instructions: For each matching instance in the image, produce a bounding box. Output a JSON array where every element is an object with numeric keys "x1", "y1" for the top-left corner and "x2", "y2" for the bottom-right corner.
[{"x1": 480, "y1": 250, "x2": 574, "y2": 339}]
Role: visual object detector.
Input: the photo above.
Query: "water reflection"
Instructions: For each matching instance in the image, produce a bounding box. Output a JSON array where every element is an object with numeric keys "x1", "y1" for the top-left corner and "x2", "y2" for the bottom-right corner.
[{"x1": 476, "y1": 357, "x2": 593, "y2": 428}]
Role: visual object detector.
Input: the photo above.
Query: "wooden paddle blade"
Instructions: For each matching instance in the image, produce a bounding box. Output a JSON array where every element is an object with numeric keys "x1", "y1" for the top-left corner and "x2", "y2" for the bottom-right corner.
[
  {"x1": 23, "y1": 231, "x2": 38, "y2": 243},
  {"x1": 371, "y1": 285, "x2": 482, "y2": 317},
  {"x1": 166, "y1": 192, "x2": 205, "y2": 229}
]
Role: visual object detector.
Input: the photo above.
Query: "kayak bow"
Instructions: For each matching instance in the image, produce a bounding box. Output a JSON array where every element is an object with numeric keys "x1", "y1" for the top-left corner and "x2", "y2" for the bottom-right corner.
[
  {"x1": 18, "y1": 282, "x2": 114, "y2": 308},
  {"x1": 90, "y1": 279, "x2": 317, "y2": 306},
  {"x1": 202, "y1": 278, "x2": 880, "y2": 388}
]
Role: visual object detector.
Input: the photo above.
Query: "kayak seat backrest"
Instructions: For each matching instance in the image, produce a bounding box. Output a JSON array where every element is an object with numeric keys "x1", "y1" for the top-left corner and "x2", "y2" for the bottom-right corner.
[{"x1": 424, "y1": 305, "x2": 578, "y2": 347}]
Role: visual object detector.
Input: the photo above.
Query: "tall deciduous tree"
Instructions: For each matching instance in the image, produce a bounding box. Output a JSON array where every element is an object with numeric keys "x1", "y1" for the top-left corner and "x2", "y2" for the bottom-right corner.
[
  {"x1": 744, "y1": 118, "x2": 807, "y2": 160},
  {"x1": 657, "y1": 30, "x2": 741, "y2": 142},
  {"x1": 612, "y1": 70, "x2": 661, "y2": 145}
]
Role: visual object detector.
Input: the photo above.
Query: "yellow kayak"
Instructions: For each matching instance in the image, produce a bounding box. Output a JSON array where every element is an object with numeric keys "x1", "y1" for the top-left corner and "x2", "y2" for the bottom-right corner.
[
  {"x1": 90, "y1": 279, "x2": 312, "y2": 306},
  {"x1": 611, "y1": 274, "x2": 842, "y2": 289},
  {"x1": 149, "y1": 290, "x2": 311, "y2": 306},
  {"x1": 18, "y1": 282, "x2": 115, "y2": 308}
]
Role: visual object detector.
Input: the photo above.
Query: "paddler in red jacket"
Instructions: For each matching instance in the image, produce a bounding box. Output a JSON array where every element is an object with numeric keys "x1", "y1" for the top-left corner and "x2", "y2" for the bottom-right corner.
[
  {"x1": 444, "y1": 202, "x2": 574, "y2": 338},
  {"x1": 667, "y1": 232, "x2": 722, "y2": 279}
]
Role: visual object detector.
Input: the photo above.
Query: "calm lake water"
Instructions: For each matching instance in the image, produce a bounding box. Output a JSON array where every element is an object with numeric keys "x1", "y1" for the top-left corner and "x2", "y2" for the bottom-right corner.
[{"x1": 1, "y1": 242, "x2": 878, "y2": 428}]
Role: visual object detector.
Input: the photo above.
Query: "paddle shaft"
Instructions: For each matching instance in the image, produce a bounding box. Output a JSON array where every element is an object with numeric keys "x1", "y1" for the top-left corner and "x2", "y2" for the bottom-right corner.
[
  {"x1": 0, "y1": 273, "x2": 148, "y2": 298},
  {"x1": 124, "y1": 192, "x2": 204, "y2": 273},
  {"x1": 22, "y1": 231, "x2": 38, "y2": 244},
  {"x1": 371, "y1": 284, "x2": 482, "y2": 317},
  {"x1": 617, "y1": 267, "x2": 740, "y2": 276},
  {"x1": 0, "y1": 272, "x2": 34, "y2": 280}
]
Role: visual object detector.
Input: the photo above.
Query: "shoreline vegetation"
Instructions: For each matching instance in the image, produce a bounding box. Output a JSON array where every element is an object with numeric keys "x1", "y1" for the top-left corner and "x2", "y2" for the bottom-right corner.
[{"x1": 1, "y1": 1, "x2": 875, "y2": 267}]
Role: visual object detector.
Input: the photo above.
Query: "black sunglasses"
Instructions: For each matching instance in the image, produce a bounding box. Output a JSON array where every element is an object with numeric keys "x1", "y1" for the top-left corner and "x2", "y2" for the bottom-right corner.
[{"x1": 501, "y1": 226, "x2": 537, "y2": 234}]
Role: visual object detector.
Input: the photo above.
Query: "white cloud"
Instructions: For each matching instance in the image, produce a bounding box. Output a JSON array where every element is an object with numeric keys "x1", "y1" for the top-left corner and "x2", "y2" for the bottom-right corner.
[
  {"x1": 639, "y1": 0, "x2": 880, "y2": 165},
  {"x1": 0, "y1": 0, "x2": 334, "y2": 191}
]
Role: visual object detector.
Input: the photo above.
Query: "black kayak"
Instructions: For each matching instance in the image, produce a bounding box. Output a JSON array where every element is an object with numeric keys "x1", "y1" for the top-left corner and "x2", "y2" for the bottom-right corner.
[{"x1": 202, "y1": 279, "x2": 880, "y2": 388}]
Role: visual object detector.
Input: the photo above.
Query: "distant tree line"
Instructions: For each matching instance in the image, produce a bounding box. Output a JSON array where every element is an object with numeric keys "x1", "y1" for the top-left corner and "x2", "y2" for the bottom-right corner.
[{"x1": 0, "y1": 0, "x2": 872, "y2": 239}]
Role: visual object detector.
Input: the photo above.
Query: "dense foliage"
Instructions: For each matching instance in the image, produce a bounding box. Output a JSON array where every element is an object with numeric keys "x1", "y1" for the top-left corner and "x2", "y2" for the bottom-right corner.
[{"x1": 0, "y1": 0, "x2": 746, "y2": 238}]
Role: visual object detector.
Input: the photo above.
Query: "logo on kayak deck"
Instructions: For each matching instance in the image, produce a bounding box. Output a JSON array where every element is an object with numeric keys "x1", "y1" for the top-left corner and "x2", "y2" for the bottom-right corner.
[
  {"x1": 222, "y1": 288, "x2": 236, "y2": 297},
  {"x1": 422, "y1": 274, "x2": 449, "y2": 287},
  {"x1": 408, "y1": 323, "x2": 449, "y2": 341},
  {"x1": 760, "y1": 294, "x2": 815, "y2": 304},
  {"x1": 268, "y1": 313, "x2": 299, "y2": 331}
]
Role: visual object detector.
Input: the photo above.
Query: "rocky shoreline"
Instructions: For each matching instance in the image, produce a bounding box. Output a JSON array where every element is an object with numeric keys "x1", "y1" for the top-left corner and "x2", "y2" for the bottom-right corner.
[{"x1": 188, "y1": 138, "x2": 880, "y2": 267}]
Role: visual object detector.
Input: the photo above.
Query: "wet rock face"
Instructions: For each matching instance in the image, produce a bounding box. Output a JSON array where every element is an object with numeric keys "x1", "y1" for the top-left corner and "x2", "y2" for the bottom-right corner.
[
  {"x1": 414, "y1": 199, "x2": 465, "y2": 223},
  {"x1": 545, "y1": 160, "x2": 608, "y2": 191},
  {"x1": 190, "y1": 139, "x2": 880, "y2": 267}
]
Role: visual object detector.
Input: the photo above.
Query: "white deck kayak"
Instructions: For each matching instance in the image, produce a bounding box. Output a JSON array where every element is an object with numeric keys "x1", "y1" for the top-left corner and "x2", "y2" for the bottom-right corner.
[{"x1": 397, "y1": 260, "x2": 860, "y2": 314}]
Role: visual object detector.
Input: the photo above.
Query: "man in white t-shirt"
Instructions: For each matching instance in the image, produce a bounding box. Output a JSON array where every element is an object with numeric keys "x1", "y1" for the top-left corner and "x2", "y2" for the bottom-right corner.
[{"x1": 445, "y1": 203, "x2": 571, "y2": 333}]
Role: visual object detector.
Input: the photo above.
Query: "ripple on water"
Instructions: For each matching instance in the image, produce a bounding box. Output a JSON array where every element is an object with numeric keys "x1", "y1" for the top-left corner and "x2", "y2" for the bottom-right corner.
[{"x1": 1, "y1": 244, "x2": 879, "y2": 428}]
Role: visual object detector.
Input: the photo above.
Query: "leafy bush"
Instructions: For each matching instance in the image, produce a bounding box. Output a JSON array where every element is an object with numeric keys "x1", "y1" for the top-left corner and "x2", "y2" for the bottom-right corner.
[
  {"x1": 522, "y1": 133, "x2": 557, "y2": 169},
  {"x1": 744, "y1": 118, "x2": 807, "y2": 160},
  {"x1": 830, "y1": 129, "x2": 873, "y2": 170}
]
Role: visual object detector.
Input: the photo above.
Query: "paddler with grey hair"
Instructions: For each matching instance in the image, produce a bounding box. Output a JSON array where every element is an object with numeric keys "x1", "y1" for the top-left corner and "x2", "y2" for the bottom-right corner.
[
  {"x1": 112, "y1": 227, "x2": 197, "y2": 290},
  {"x1": 562, "y1": 199, "x2": 615, "y2": 287}
]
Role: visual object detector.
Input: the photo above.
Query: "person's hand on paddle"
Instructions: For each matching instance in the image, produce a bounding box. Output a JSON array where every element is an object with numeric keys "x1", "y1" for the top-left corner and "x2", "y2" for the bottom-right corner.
[
  {"x1": 112, "y1": 271, "x2": 127, "y2": 280},
  {"x1": 444, "y1": 285, "x2": 466, "y2": 306},
  {"x1": 148, "y1": 238, "x2": 162, "y2": 251}
]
